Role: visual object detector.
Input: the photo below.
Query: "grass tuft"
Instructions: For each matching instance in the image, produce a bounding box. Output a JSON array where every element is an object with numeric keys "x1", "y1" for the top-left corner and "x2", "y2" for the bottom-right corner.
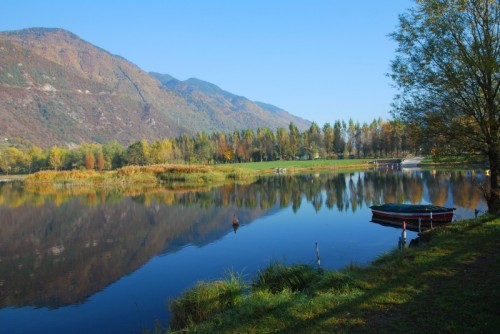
[
  {"x1": 251, "y1": 262, "x2": 320, "y2": 294},
  {"x1": 168, "y1": 270, "x2": 245, "y2": 330}
]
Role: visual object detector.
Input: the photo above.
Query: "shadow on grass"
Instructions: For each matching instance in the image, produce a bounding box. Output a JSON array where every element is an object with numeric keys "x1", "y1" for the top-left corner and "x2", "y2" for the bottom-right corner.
[{"x1": 271, "y1": 219, "x2": 500, "y2": 333}]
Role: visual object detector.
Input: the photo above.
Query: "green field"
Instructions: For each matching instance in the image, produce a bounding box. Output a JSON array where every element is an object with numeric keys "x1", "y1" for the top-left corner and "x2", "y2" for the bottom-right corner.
[{"x1": 228, "y1": 159, "x2": 372, "y2": 171}]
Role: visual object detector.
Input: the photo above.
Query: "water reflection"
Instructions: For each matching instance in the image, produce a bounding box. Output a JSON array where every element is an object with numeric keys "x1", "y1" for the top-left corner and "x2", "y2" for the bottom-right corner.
[
  {"x1": 0, "y1": 169, "x2": 487, "y2": 310},
  {"x1": 0, "y1": 169, "x2": 487, "y2": 213}
]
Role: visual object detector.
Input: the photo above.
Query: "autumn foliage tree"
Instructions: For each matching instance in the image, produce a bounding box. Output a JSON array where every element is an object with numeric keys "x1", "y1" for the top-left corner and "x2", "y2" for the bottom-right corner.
[
  {"x1": 48, "y1": 146, "x2": 63, "y2": 171},
  {"x1": 85, "y1": 150, "x2": 95, "y2": 170},
  {"x1": 96, "y1": 148, "x2": 105, "y2": 171}
]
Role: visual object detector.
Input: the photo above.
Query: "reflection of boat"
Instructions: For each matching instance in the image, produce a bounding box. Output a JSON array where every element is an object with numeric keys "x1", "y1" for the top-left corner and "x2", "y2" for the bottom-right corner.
[
  {"x1": 370, "y1": 203, "x2": 455, "y2": 222},
  {"x1": 371, "y1": 216, "x2": 450, "y2": 232}
]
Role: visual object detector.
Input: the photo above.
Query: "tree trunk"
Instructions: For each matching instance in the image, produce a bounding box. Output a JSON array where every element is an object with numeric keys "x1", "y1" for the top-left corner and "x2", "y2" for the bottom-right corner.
[{"x1": 487, "y1": 148, "x2": 500, "y2": 216}]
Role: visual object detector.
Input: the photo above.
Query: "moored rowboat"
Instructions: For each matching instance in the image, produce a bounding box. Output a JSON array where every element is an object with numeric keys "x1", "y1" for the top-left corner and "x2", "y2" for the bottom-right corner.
[{"x1": 370, "y1": 203, "x2": 455, "y2": 222}]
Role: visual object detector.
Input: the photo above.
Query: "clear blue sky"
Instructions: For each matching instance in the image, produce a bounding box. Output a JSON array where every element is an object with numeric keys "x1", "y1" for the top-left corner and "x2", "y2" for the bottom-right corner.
[{"x1": 1, "y1": 0, "x2": 412, "y2": 126}]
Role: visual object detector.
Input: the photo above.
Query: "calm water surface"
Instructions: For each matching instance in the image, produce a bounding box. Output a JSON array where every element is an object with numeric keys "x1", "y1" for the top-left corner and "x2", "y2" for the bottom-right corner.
[{"x1": 0, "y1": 169, "x2": 488, "y2": 333}]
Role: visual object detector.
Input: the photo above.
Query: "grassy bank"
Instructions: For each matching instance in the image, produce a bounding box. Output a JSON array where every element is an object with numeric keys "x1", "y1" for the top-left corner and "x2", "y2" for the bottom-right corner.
[
  {"x1": 22, "y1": 160, "x2": 372, "y2": 188},
  {"x1": 421, "y1": 155, "x2": 488, "y2": 167},
  {"x1": 20, "y1": 157, "x2": 488, "y2": 188},
  {"x1": 154, "y1": 215, "x2": 499, "y2": 333},
  {"x1": 24, "y1": 164, "x2": 259, "y2": 188}
]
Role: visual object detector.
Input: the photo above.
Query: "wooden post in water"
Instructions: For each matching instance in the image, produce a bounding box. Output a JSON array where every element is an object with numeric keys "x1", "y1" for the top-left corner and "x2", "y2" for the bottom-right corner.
[
  {"x1": 418, "y1": 218, "x2": 422, "y2": 233},
  {"x1": 402, "y1": 221, "x2": 407, "y2": 242},
  {"x1": 399, "y1": 221, "x2": 407, "y2": 253},
  {"x1": 430, "y1": 211, "x2": 433, "y2": 229},
  {"x1": 315, "y1": 242, "x2": 321, "y2": 270}
]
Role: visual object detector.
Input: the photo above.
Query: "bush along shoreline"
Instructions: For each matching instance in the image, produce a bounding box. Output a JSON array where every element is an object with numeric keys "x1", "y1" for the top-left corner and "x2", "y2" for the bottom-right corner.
[{"x1": 150, "y1": 215, "x2": 500, "y2": 333}]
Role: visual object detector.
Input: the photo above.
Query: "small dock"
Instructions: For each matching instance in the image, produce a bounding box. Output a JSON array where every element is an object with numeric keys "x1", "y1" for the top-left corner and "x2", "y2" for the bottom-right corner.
[{"x1": 400, "y1": 157, "x2": 425, "y2": 167}]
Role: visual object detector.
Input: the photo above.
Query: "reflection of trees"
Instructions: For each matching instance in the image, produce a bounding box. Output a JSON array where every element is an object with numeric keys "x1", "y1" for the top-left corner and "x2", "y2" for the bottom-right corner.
[
  {"x1": 0, "y1": 170, "x2": 487, "y2": 308},
  {"x1": 0, "y1": 169, "x2": 487, "y2": 214},
  {"x1": 450, "y1": 171, "x2": 483, "y2": 210},
  {"x1": 403, "y1": 170, "x2": 424, "y2": 204},
  {"x1": 426, "y1": 171, "x2": 449, "y2": 206},
  {"x1": 349, "y1": 173, "x2": 364, "y2": 213}
]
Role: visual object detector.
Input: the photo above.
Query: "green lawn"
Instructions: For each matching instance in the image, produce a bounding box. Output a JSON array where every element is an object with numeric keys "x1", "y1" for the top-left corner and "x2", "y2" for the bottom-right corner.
[{"x1": 227, "y1": 159, "x2": 372, "y2": 171}]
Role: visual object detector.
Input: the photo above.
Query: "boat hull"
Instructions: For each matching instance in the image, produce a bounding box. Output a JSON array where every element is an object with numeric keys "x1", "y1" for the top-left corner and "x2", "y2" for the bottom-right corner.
[{"x1": 370, "y1": 203, "x2": 455, "y2": 222}]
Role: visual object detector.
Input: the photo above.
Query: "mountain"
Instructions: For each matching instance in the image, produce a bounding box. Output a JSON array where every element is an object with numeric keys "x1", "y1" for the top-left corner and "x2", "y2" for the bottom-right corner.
[
  {"x1": 0, "y1": 28, "x2": 310, "y2": 147},
  {"x1": 151, "y1": 73, "x2": 310, "y2": 134}
]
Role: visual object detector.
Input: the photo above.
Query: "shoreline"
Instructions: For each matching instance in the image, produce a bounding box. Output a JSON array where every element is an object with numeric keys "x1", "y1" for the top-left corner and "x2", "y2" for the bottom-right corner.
[
  {"x1": 2, "y1": 158, "x2": 488, "y2": 189},
  {"x1": 158, "y1": 214, "x2": 499, "y2": 333}
]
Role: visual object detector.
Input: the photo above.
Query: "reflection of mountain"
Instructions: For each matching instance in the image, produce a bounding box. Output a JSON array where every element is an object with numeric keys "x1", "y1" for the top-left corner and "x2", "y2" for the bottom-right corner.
[
  {"x1": 0, "y1": 188, "x2": 270, "y2": 308},
  {"x1": 0, "y1": 169, "x2": 486, "y2": 308},
  {"x1": 156, "y1": 204, "x2": 282, "y2": 255}
]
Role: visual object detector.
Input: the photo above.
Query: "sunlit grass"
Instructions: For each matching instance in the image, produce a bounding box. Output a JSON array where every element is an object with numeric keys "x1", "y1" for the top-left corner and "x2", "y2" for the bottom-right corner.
[
  {"x1": 24, "y1": 164, "x2": 259, "y2": 188},
  {"x1": 229, "y1": 159, "x2": 372, "y2": 171},
  {"x1": 251, "y1": 262, "x2": 320, "y2": 294},
  {"x1": 421, "y1": 155, "x2": 487, "y2": 166},
  {"x1": 168, "y1": 270, "x2": 246, "y2": 331},
  {"x1": 23, "y1": 159, "x2": 374, "y2": 188}
]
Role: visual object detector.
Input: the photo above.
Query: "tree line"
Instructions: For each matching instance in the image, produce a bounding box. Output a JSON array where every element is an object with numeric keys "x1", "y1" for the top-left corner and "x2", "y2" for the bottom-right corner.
[{"x1": 0, "y1": 118, "x2": 423, "y2": 174}]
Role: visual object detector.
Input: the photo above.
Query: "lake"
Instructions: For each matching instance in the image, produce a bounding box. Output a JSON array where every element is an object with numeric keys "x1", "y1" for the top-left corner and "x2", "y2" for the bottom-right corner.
[{"x1": 0, "y1": 168, "x2": 488, "y2": 333}]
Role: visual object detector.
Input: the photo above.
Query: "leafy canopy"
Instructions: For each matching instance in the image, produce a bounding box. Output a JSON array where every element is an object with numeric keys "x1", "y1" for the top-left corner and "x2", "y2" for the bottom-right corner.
[{"x1": 390, "y1": 0, "x2": 500, "y2": 214}]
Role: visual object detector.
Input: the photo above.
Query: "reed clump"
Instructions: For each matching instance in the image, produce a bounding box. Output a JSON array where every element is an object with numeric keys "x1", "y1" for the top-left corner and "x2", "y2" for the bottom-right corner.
[
  {"x1": 252, "y1": 262, "x2": 320, "y2": 294},
  {"x1": 25, "y1": 170, "x2": 103, "y2": 183},
  {"x1": 169, "y1": 271, "x2": 246, "y2": 331}
]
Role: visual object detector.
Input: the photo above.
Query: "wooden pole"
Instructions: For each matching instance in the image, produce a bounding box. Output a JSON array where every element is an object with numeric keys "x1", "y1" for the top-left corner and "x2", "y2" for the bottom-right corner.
[
  {"x1": 403, "y1": 220, "x2": 407, "y2": 241},
  {"x1": 316, "y1": 242, "x2": 321, "y2": 270}
]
